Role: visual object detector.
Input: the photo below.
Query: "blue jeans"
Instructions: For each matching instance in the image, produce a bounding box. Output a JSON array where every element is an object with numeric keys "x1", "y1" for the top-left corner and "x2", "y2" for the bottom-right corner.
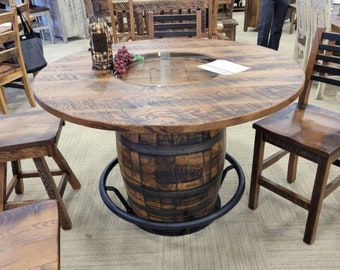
[{"x1": 257, "y1": 0, "x2": 289, "y2": 50}]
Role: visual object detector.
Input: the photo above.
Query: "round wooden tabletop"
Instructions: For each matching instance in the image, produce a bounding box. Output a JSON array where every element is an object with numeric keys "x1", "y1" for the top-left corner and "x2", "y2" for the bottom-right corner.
[{"x1": 33, "y1": 38, "x2": 305, "y2": 134}]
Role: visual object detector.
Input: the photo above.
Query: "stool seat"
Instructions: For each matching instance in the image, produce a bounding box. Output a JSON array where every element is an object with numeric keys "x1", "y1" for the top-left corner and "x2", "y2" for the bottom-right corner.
[
  {"x1": 0, "y1": 200, "x2": 60, "y2": 269},
  {"x1": 0, "y1": 109, "x2": 61, "y2": 151}
]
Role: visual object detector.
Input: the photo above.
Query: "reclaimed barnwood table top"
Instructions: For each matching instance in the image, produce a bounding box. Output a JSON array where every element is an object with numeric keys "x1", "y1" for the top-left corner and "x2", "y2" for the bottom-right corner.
[{"x1": 33, "y1": 38, "x2": 305, "y2": 134}]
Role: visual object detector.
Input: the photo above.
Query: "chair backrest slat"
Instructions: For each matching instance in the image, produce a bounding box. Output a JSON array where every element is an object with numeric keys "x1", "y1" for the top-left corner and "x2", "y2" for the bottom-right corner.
[
  {"x1": 153, "y1": 13, "x2": 197, "y2": 22},
  {"x1": 314, "y1": 64, "x2": 340, "y2": 76},
  {"x1": 147, "y1": 9, "x2": 202, "y2": 38},
  {"x1": 0, "y1": 47, "x2": 17, "y2": 63},
  {"x1": 154, "y1": 22, "x2": 197, "y2": 30},
  {"x1": 0, "y1": 0, "x2": 31, "y2": 23},
  {"x1": 310, "y1": 75, "x2": 340, "y2": 86},
  {"x1": 322, "y1": 31, "x2": 339, "y2": 40},
  {"x1": 298, "y1": 27, "x2": 340, "y2": 106},
  {"x1": 317, "y1": 53, "x2": 340, "y2": 63}
]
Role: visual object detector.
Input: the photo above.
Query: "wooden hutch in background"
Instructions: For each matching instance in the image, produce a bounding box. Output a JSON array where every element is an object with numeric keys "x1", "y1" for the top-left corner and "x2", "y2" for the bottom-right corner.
[{"x1": 243, "y1": 0, "x2": 261, "y2": 31}]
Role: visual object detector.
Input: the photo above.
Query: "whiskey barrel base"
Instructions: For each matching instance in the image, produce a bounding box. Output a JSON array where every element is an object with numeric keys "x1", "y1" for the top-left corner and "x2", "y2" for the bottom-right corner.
[{"x1": 99, "y1": 153, "x2": 245, "y2": 236}]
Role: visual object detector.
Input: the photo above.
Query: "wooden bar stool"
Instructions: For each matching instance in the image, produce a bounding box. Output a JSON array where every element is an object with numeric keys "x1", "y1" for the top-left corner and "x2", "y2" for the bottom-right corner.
[
  {"x1": 0, "y1": 200, "x2": 60, "y2": 269},
  {"x1": 221, "y1": 18, "x2": 238, "y2": 40},
  {"x1": 0, "y1": 110, "x2": 81, "y2": 229}
]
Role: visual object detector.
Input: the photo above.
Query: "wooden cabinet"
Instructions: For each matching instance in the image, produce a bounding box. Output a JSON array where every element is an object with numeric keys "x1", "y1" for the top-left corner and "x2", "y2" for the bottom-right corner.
[
  {"x1": 34, "y1": 0, "x2": 88, "y2": 42},
  {"x1": 243, "y1": 0, "x2": 261, "y2": 31}
]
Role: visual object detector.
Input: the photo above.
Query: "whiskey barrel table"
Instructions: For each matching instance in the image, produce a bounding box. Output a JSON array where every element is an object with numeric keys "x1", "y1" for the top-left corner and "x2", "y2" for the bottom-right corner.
[{"x1": 33, "y1": 38, "x2": 305, "y2": 235}]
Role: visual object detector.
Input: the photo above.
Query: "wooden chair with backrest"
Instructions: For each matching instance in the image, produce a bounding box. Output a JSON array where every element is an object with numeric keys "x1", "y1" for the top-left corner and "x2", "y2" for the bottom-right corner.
[
  {"x1": 3, "y1": 1, "x2": 48, "y2": 77},
  {"x1": 108, "y1": 0, "x2": 135, "y2": 43},
  {"x1": 310, "y1": 0, "x2": 332, "y2": 99},
  {"x1": 147, "y1": 8, "x2": 202, "y2": 38},
  {"x1": 28, "y1": 0, "x2": 55, "y2": 43},
  {"x1": 0, "y1": 200, "x2": 60, "y2": 269},
  {"x1": 5, "y1": 1, "x2": 54, "y2": 43},
  {"x1": 248, "y1": 27, "x2": 340, "y2": 244},
  {"x1": 215, "y1": 0, "x2": 238, "y2": 41},
  {"x1": 0, "y1": 4, "x2": 35, "y2": 114},
  {"x1": 0, "y1": 0, "x2": 33, "y2": 28},
  {"x1": 0, "y1": 110, "x2": 81, "y2": 229},
  {"x1": 85, "y1": 0, "x2": 111, "y2": 25},
  {"x1": 108, "y1": 0, "x2": 227, "y2": 43},
  {"x1": 216, "y1": 0, "x2": 234, "y2": 20},
  {"x1": 139, "y1": 0, "x2": 225, "y2": 40},
  {"x1": 293, "y1": 0, "x2": 311, "y2": 69}
]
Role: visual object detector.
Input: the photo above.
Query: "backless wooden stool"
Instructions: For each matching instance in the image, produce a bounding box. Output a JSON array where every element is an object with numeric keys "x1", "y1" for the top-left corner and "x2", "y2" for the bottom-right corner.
[
  {"x1": 221, "y1": 18, "x2": 238, "y2": 40},
  {"x1": 0, "y1": 200, "x2": 60, "y2": 269},
  {"x1": 0, "y1": 110, "x2": 81, "y2": 229}
]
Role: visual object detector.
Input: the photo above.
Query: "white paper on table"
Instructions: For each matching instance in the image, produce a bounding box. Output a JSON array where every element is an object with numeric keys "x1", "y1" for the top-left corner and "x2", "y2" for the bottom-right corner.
[{"x1": 198, "y1": 59, "x2": 250, "y2": 75}]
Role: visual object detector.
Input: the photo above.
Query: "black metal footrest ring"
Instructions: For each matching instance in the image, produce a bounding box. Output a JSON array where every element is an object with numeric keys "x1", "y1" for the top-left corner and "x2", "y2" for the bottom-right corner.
[{"x1": 99, "y1": 153, "x2": 245, "y2": 236}]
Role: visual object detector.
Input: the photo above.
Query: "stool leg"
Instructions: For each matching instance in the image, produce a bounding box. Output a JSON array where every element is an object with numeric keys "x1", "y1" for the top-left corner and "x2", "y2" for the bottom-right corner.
[
  {"x1": 0, "y1": 162, "x2": 6, "y2": 211},
  {"x1": 303, "y1": 159, "x2": 330, "y2": 244},
  {"x1": 11, "y1": 161, "x2": 24, "y2": 194},
  {"x1": 248, "y1": 130, "x2": 265, "y2": 210},
  {"x1": 33, "y1": 156, "x2": 72, "y2": 230},
  {"x1": 52, "y1": 147, "x2": 81, "y2": 190}
]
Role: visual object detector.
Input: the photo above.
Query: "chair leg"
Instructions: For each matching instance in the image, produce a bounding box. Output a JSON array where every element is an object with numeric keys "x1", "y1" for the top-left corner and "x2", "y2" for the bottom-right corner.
[
  {"x1": 0, "y1": 162, "x2": 7, "y2": 211},
  {"x1": 0, "y1": 87, "x2": 6, "y2": 102},
  {"x1": 0, "y1": 87, "x2": 8, "y2": 114},
  {"x1": 248, "y1": 130, "x2": 265, "y2": 210},
  {"x1": 11, "y1": 161, "x2": 24, "y2": 194},
  {"x1": 303, "y1": 158, "x2": 331, "y2": 244},
  {"x1": 33, "y1": 156, "x2": 72, "y2": 230}
]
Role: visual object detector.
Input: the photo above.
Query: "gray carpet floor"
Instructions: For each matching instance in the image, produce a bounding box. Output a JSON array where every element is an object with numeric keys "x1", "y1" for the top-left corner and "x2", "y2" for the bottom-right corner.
[{"x1": 4, "y1": 11, "x2": 340, "y2": 270}]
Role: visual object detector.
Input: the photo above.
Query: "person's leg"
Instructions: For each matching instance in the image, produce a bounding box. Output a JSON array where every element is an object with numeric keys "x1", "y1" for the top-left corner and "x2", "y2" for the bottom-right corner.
[
  {"x1": 257, "y1": 0, "x2": 275, "y2": 48},
  {"x1": 268, "y1": 0, "x2": 289, "y2": 50}
]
